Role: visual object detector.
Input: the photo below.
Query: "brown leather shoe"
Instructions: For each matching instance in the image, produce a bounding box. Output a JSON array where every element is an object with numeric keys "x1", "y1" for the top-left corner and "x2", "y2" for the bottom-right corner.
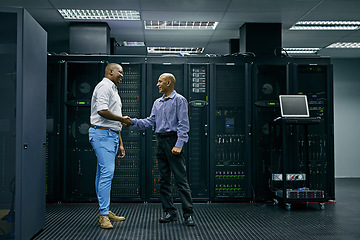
[
  {"x1": 108, "y1": 211, "x2": 126, "y2": 221},
  {"x1": 98, "y1": 215, "x2": 113, "y2": 229}
]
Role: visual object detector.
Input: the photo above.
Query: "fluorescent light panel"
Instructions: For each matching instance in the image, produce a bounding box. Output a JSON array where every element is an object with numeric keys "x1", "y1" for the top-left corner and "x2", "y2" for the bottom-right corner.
[
  {"x1": 147, "y1": 47, "x2": 204, "y2": 54},
  {"x1": 326, "y1": 42, "x2": 360, "y2": 48},
  {"x1": 290, "y1": 21, "x2": 360, "y2": 30},
  {"x1": 145, "y1": 21, "x2": 218, "y2": 29},
  {"x1": 283, "y1": 48, "x2": 321, "y2": 54},
  {"x1": 58, "y1": 9, "x2": 140, "y2": 20},
  {"x1": 123, "y1": 41, "x2": 145, "y2": 46}
]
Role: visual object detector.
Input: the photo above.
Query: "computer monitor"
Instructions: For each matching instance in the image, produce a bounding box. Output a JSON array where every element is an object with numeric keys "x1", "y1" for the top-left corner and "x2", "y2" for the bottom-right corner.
[{"x1": 279, "y1": 95, "x2": 310, "y2": 118}]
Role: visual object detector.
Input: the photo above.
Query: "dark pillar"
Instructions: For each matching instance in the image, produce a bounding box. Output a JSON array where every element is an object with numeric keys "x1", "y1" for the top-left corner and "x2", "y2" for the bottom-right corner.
[{"x1": 239, "y1": 23, "x2": 282, "y2": 56}]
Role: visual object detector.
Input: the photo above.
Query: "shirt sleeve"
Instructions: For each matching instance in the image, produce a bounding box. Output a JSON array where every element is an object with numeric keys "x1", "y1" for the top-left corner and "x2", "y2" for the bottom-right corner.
[
  {"x1": 95, "y1": 84, "x2": 111, "y2": 112},
  {"x1": 131, "y1": 102, "x2": 157, "y2": 130},
  {"x1": 175, "y1": 96, "x2": 190, "y2": 149}
]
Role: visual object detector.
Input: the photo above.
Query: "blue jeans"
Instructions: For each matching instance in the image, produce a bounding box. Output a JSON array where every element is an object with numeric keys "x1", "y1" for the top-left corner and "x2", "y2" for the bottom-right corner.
[{"x1": 89, "y1": 127, "x2": 119, "y2": 215}]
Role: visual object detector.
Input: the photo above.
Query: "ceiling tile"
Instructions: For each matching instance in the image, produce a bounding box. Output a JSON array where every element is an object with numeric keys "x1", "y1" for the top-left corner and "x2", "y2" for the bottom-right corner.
[
  {"x1": 140, "y1": 0, "x2": 231, "y2": 11},
  {"x1": 141, "y1": 11, "x2": 224, "y2": 21},
  {"x1": 2, "y1": 0, "x2": 360, "y2": 57},
  {"x1": 50, "y1": 0, "x2": 140, "y2": 10}
]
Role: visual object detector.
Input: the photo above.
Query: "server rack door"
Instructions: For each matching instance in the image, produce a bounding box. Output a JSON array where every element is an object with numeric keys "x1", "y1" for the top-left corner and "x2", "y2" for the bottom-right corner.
[
  {"x1": 46, "y1": 61, "x2": 62, "y2": 202},
  {"x1": 210, "y1": 62, "x2": 251, "y2": 201},
  {"x1": 0, "y1": 11, "x2": 17, "y2": 238},
  {"x1": 252, "y1": 62, "x2": 287, "y2": 201},
  {"x1": 112, "y1": 63, "x2": 144, "y2": 201},
  {"x1": 63, "y1": 61, "x2": 105, "y2": 201},
  {"x1": 0, "y1": 8, "x2": 47, "y2": 239},
  {"x1": 188, "y1": 64, "x2": 209, "y2": 200},
  {"x1": 146, "y1": 63, "x2": 186, "y2": 201},
  {"x1": 19, "y1": 12, "x2": 47, "y2": 236},
  {"x1": 293, "y1": 63, "x2": 334, "y2": 200}
]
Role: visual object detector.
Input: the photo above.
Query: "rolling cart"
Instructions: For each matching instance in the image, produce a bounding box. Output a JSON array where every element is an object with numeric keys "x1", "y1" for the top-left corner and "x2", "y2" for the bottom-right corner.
[{"x1": 269, "y1": 117, "x2": 326, "y2": 210}]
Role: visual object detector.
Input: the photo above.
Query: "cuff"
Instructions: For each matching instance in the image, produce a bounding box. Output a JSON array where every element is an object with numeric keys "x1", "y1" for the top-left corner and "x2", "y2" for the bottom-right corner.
[
  {"x1": 130, "y1": 118, "x2": 138, "y2": 126},
  {"x1": 96, "y1": 104, "x2": 108, "y2": 112},
  {"x1": 175, "y1": 139, "x2": 184, "y2": 149}
]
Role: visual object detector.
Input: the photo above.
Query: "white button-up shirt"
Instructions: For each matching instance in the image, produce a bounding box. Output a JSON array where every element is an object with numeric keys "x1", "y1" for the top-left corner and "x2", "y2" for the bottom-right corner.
[{"x1": 90, "y1": 77, "x2": 123, "y2": 131}]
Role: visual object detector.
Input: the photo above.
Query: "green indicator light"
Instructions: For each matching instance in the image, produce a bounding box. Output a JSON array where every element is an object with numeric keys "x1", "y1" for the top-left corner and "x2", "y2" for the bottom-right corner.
[
  {"x1": 195, "y1": 102, "x2": 202, "y2": 105},
  {"x1": 269, "y1": 102, "x2": 275, "y2": 105},
  {"x1": 78, "y1": 101, "x2": 85, "y2": 105}
]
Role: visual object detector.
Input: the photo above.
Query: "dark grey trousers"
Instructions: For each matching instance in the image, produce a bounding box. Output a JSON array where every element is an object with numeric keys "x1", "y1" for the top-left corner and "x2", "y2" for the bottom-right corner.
[{"x1": 157, "y1": 134, "x2": 194, "y2": 218}]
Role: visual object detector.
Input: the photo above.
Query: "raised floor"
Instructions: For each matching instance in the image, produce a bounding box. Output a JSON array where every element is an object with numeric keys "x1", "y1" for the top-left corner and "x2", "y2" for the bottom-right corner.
[{"x1": 32, "y1": 178, "x2": 360, "y2": 240}]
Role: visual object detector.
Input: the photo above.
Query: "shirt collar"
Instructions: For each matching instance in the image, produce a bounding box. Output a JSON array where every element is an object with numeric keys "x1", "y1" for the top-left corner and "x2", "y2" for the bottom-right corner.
[
  {"x1": 103, "y1": 77, "x2": 117, "y2": 90},
  {"x1": 161, "y1": 90, "x2": 177, "y2": 101}
]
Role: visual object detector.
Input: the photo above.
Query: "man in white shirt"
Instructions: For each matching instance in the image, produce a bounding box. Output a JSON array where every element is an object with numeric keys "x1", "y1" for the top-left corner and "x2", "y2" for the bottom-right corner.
[{"x1": 89, "y1": 63, "x2": 131, "y2": 229}]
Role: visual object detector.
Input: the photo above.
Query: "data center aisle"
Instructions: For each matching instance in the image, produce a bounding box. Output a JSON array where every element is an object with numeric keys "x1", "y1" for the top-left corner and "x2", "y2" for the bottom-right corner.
[{"x1": 33, "y1": 178, "x2": 360, "y2": 240}]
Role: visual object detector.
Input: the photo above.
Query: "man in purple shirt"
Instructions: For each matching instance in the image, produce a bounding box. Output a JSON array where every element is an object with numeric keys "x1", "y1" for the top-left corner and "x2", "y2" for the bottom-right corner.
[{"x1": 131, "y1": 73, "x2": 195, "y2": 226}]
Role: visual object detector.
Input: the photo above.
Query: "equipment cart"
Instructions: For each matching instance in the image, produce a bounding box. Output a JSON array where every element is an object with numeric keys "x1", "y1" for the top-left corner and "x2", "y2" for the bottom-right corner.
[{"x1": 269, "y1": 117, "x2": 327, "y2": 210}]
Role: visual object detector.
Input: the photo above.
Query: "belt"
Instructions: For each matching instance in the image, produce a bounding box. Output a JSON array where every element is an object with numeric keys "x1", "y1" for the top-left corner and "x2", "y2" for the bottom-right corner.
[
  {"x1": 157, "y1": 131, "x2": 177, "y2": 138},
  {"x1": 90, "y1": 125, "x2": 120, "y2": 134}
]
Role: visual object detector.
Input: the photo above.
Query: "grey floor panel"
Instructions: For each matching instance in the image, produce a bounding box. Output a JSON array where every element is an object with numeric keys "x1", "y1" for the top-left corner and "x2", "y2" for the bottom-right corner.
[{"x1": 33, "y1": 179, "x2": 360, "y2": 240}]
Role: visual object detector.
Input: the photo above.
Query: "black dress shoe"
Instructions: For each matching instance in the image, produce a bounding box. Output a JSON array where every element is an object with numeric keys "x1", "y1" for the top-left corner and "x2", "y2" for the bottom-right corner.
[
  {"x1": 159, "y1": 213, "x2": 177, "y2": 223},
  {"x1": 184, "y1": 216, "x2": 196, "y2": 226}
]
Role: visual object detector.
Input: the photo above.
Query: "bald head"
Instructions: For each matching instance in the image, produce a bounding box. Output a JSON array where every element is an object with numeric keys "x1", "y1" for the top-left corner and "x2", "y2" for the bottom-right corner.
[
  {"x1": 157, "y1": 73, "x2": 177, "y2": 97},
  {"x1": 160, "y1": 73, "x2": 176, "y2": 86},
  {"x1": 105, "y1": 63, "x2": 121, "y2": 75},
  {"x1": 105, "y1": 63, "x2": 123, "y2": 84}
]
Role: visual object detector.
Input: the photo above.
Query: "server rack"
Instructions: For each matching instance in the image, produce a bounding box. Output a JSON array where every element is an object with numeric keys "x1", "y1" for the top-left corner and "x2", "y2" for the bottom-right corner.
[
  {"x1": 146, "y1": 60, "x2": 187, "y2": 201},
  {"x1": 46, "y1": 61, "x2": 62, "y2": 202},
  {"x1": 0, "y1": 7, "x2": 47, "y2": 239},
  {"x1": 254, "y1": 58, "x2": 334, "y2": 205},
  {"x1": 146, "y1": 58, "x2": 212, "y2": 201},
  {"x1": 53, "y1": 56, "x2": 146, "y2": 202},
  {"x1": 111, "y1": 61, "x2": 146, "y2": 200},
  {"x1": 45, "y1": 55, "x2": 334, "y2": 204},
  {"x1": 209, "y1": 57, "x2": 252, "y2": 201},
  {"x1": 251, "y1": 58, "x2": 288, "y2": 201},
  {"x1": 187, "y1": 62, "x2": 210, "y2": 201},
  {"x1": 62, "y1": 61, "x2": 106, "y2": 202},
  {"x1": 292, "y1": 62, "x2": 334, "y2": 199}
]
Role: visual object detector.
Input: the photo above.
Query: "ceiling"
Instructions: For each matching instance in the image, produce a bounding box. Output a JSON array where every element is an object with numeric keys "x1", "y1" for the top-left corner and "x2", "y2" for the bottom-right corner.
[{"x1": 2, "y1": 0, "x2": 360, "y2": 58}]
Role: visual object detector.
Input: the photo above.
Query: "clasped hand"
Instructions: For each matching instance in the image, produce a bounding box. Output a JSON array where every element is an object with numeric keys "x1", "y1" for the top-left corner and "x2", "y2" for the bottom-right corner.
[{"x1": 121, "y1": 116, "x2": 132, "y2": 126}]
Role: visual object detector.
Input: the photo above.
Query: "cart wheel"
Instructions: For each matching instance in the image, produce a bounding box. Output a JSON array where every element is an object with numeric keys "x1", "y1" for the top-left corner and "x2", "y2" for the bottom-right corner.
[
  {"x1": 285, "y1": 203, "x2": 291, "y2": 211},
  {"x1": 273, "y1": 199, "x2": 279, "y2": 205},
  {"x1": 319, "y1": 203, "x2": 325, "y2": 210}
]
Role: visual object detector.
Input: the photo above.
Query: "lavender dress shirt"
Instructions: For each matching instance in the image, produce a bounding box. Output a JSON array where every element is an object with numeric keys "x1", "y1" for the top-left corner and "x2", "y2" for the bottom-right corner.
[{"x1": 131, "y1": 90, "x2": 189, "y2": 149}]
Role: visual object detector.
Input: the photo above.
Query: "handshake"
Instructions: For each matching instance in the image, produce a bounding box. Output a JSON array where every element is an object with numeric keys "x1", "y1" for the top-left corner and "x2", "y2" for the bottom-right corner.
[{"x1": 120, "y1": 116, "x2": 132, "y2": 127}]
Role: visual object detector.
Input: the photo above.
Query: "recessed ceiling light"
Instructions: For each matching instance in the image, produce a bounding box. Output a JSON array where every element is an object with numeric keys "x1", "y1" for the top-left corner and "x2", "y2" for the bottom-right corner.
[
  {"x1": 147, "y1": 47, "x2": 204, "y2": 54},
  {"x1": 144, "y1": 21, "x2": 218, "y2": 30},
  {"x1": 326, "y1": 42, "x2": 360, "y2": 48},
  {"x1": 123, "y1": 41, "x2": 145, "y2": 46},
  {"x1": 290, "y1": 21, "x2": 360, "y2": 30},
  {"x1": 58, "y1": 9, "x2": 141, "y2": 20},
  {"x1": 282, "y1": 48, "x2": 321, "y2": 54}
]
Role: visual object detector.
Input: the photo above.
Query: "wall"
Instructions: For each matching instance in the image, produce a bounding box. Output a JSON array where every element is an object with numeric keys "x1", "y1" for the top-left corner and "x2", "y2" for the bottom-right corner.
[{"x1": 332, "y1": 58, "x2": 360, "y2": 178}]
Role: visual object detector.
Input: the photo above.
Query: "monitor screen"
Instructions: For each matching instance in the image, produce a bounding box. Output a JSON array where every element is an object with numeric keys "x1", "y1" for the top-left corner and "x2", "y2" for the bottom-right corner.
[{"x1": 279, "y1": 95, "x2": 309, "y2": 118}]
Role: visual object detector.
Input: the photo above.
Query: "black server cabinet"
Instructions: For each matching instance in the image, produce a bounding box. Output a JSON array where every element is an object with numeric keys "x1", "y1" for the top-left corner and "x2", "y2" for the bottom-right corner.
[
  {"x1": 146, "y1": 60, "x2": 210, "y2": 201},
  {"x1": 188, "y1": 63, "x2": 210, "y2": 200},
  {"x1": 0, "y1": 7, "x2": 47, "y2": 239},
  {"x1": 111, "y1": 62, "x2": 145, "y2": 200},
  {"x1": 253, "y1": 58, "x2": 334, "y2": 203},
  {"x1": 292, "y1": 63, "x2": 334, "y2": 200},
  {"x1": 59, "y1": 59, "x2": 146, "y2": 202},
  {"x1": 146, "y1": 62, "x2": 186, "y2": 200},
  {"x1": 210, "y1": 60, "x2": 252, "y2": 201},
  {"x1": 251, "y1": 60, "x2": 287, "y2": 201},
  {"x1": 63, "y1": 61, "x2": 105, "y2": 201},
  {"x1": 46, "y1": 62, "x2": 62, "y2": 202}
]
